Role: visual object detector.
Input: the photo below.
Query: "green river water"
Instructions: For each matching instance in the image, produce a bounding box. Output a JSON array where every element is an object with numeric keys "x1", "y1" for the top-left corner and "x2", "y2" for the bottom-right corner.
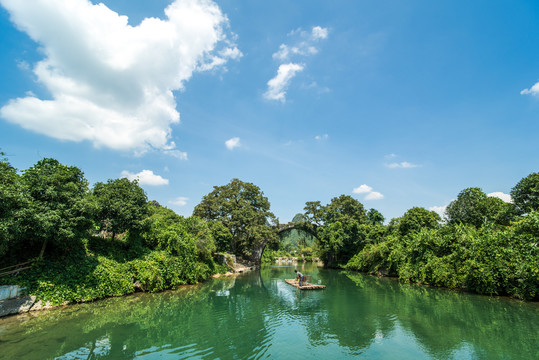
[{"x1": 0, "y1": 263, "x2": 537, "y2": 359}]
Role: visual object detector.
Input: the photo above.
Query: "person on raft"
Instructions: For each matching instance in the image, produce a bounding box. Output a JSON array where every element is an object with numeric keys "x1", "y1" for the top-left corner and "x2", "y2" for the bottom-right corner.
[{"x1": 294, "y1": 269, "x2": 304, "y2": 287}]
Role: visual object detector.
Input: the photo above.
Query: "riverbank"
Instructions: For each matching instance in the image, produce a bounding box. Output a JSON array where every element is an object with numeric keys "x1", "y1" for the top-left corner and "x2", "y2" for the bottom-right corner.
[{"x1": 0, "y1": 251, "x2": 259, "y2": 319}]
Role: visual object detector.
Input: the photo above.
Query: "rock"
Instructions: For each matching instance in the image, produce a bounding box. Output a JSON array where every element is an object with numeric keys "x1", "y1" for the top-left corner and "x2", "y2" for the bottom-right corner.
[
  {"x1": 0, "y1": 295, "x2": 36, "y2": 318},
  {"x1": 29, "y1": 300, "x2": 54, "y2": 312}
]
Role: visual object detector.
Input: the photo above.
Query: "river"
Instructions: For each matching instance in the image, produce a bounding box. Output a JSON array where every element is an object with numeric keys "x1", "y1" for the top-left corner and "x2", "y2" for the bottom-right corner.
[{"x1": 0, "y1": 263, "x2": 537, "y2": 359}]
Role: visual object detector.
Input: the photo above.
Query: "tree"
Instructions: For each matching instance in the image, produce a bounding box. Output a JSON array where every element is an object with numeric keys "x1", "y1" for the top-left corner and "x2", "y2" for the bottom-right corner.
[
  {"x1": 367, "y1": 208, "x2": 385, "y2": 225},
  {"x1": 511, "y1": 172, "x2": 539, "y2": 214},
  {"x1": 92, "y1": 178, "x2": 148, "y2": 240},
  {"x1": 193, "y1": 179, "x2": 278, "y2": 260},
  {"x1": 304, "y1": 201, "x2": 324, "y2": 226},
  {"x1": 323, "y1": 195, "x2": 368, "y2": 225},
  {"x1": 208, "y1": 221, "x2": 233, "y2": 253},
  {"x1": 398, "y1": 207, "x2": 441, "y2": 236},
  {"x1": 21, "y1": 158, "x2": 92, "y2": 258},
  {"x1": 306, "y1": 195, "x2": 369, "y2": 267},
  {"x1": 446, "y1": 187, "x2": 516, "y2": 228},
  {"x1": 445, "y1": 188, "x2": 486, "y2": 227},
  {"x1": 0, "y1": 154, "x2": 26, "y2": 259}
]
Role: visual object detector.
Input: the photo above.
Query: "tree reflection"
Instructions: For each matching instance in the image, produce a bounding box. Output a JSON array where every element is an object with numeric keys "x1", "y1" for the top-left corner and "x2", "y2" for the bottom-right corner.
[{"x1": 0, "y1": 266, "x2": 537, "y2": 360}]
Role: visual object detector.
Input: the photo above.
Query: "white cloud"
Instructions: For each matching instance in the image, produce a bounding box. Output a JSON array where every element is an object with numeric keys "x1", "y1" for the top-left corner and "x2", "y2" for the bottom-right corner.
[
  {"x1": 266, "y1": 26, "x2": 328, "y2": 102},
  {"x1": 315, "y1": 134, "x2": 328, "y2": 140},
  {"x1": 312, "y1": 26, "x2": 328, "y2": 40},
  {"x1": 386, "y1": 161, "x2": 420, "y2": 169},
  {"x1": 0, "y1": 0, "x2": 240, "y2": 155},
  {"x1": 521, "y1": 81, "x2": 539, "y2": 96},
  {"x1": 121, "y1": 169, "x2": 169, "y2": 186},
  {"x1": 365, "y1": 191, "x2": 384, "y2": 200},
  {"x1": 353, "y1": 184, "x2": 373, "y2": 194},
  {"x1": 429, "y1": 205, "x2": 448, "y2": 218},
  {"x1": 169, "y1": 196, "x2": 188, "y2": 206},
  {"x1": 487, "y1": 192, "x2": 513, "y2": 203},
  {"x1": 264, "y1": 63, "x2": 304, "y2": 102},
  {"x1": 353, "y1": 184, "x2": 383, "y2": 200},
  {"x1": 272, "y1": 26, "x2": 329, "y2": 61},
  {"x1": 225, "y1": 136, "x2": 241, "y2": 150},
  {"x1": 385, "y1": 153, "x2": 397, "y2": 159}
]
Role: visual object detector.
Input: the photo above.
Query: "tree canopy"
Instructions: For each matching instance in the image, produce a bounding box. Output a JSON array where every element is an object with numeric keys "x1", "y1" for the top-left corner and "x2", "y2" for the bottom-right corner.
[
  {"x1": 398, "y1": 207, "x2": 441, "y2": 236},
  {"x1": 511, "y1": 172, "x2": 539, "y2": 214},
  {"x1": 445, "y1": 187, "x2": 516, "y2": 228},
  {"x1": 21, "y1": 158, "x2": 92, "y2": 258},
  {"x1": 193, "y1": 178, "x2": 278, "y2": 260},
  {"x1": 92, "y1": 178, "x2": 149, "y2": 240}
]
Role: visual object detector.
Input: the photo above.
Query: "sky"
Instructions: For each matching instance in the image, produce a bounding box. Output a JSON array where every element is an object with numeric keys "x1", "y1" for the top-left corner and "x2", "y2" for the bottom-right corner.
[{"x1": 1, "y1": 0, "x2": 538, "y2": 223}]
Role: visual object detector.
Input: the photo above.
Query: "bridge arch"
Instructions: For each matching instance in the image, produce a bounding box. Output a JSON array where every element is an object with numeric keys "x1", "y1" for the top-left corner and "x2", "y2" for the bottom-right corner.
[{"x1": 251, "y1": 222, "x2": 318, "y2": 265}]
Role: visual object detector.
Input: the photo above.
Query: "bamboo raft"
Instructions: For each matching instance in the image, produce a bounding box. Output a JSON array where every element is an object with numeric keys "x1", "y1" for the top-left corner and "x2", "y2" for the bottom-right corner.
[{"x1": 285, "y1": 279, "x2": 326, "y2": 290}]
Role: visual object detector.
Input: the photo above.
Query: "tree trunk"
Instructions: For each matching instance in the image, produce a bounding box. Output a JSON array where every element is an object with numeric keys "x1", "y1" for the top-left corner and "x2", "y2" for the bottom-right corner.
[{"x1": 39, "y1": 239, "x2": 48, "y2": 258}]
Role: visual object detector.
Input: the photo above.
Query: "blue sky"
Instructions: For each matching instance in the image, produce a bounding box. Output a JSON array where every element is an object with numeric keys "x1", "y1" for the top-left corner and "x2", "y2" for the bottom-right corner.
[{"x1": 1, "y1": 0, "x2": 538, "y2": 222}]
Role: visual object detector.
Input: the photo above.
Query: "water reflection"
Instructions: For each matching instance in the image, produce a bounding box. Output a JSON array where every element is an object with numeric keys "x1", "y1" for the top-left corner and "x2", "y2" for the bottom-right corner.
[{"x1": 0, "y1": 264, "x2": 537, "y2": 359}]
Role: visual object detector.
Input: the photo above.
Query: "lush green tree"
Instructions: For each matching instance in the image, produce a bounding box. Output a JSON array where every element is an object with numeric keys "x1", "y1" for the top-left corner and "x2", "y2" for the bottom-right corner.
[
  {"x1": 305, "y1": 195, "x2": 369, "y2": 267},
  {"x1": 21, "y1": 158, "x2": 92, "y2": 258},
  {"x1": 0, "y1": 155, "x2": 26, "y2": 258},
  {"x1": 399, "y1": 207, "x2": 441, "y2": 236},
  {"x1": 323, "y1": 195, "x2": 368, "y2": 225},
  {"x1": 208, "y1": 220, "x2": 233, "y2": 253},
  {"x1": 303, "y1": 201, "x2": 324, "y2": 226},
  {"x1": 182, "y1": 216, "x2": 217, "y2": 263},
  {"x1": 446, "y1": 187, "x2": 516, "y2": 227},
  {"x1": 511, "y1": 172, "x2": 539, "y2": 214},
  {"x1": 367, "y1": 208, "x2": 385, "y2": 225},
  {"x1": 445, "y1": 188, "x2": 486, "y2": 227},
  {"x1": 92, "y1": 178, "x2": 148, "y2": 240},
  {"x1": 193, "y1": 179, "x2": 278, "y2": 260}
]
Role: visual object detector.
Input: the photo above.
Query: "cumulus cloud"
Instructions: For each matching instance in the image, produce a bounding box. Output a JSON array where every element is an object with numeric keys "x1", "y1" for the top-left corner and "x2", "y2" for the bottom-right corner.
[
  {"x1": 265, "y1": 25, "x2": 328, "y2": 102},
  {"x1": 365, "y1": 191, "x2": 384, "y2": 200},
  {"x1": 429, "y1": 205, "x2": 448, "y2": 218},
  {"x1": 353, "y1": 184, "x2": 373, "y2": 194},
  {"x1": 386, "y1": 161, "x2": 420, "y2": 169},
  {"x1": 121, "y1": 169, "x2": 169, "y2": 186},
  {"x1": 353, "y1": 184, "x2": 384, "y2": 200},
  {"x1": 225, "y1": 136, "x2": 241, "y2": 150},
  {"x1": 169, "y1": 196, "x2": 188, "y2": 206},
  {"x1": 521, "y1": 81, "x2": 539, "y2": 96},
  {"x1": 0, "y1": 0, "x2": 241, "y2": 155},
  {"x1": 487, "y1": 192, "x2": 513, "y2": 203},
  {"x1": 264, "y1": 63, "x2": 304, "y2": 102},
  {"x1": 312, "y1": 26, "x2": 328, "y2": 40},
  {"x1": 315, "y1": 134, "x2": 328, "y2": 140}
]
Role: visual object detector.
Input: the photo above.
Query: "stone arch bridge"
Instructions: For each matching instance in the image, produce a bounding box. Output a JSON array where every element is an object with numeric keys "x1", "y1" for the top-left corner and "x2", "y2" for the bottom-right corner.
[{"x1": 250, "y1": 222, "x2": 317, "y2": 265}]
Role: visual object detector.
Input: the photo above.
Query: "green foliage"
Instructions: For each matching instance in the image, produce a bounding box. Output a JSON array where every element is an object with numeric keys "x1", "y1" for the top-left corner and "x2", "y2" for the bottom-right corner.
[
  {"x1": 445, "y1": 187, "x2": 516, "y2": 228},
  {"x1": 92, "y1": 178, "x2": 149, "y2": 240},
  {"x1": 511, "y1": 172, "x2": 539, "y2": 214},
  {"x1": 398, "y1": 207, "x2": 441, "y2": 236},
  {"x1": 367, "y1": 208, "x2": 385, "y2": 225},
  {"x1": 20, "y1": 158, "x2": 92, "y2": 258},
  {"x1": 208, "y1": 220, "x2": 233, "y2": 253},
  {"x1": 303, "y1": 195, "x2": 370, "y2": 267},
  {"x1": 193, "y1": 178, "x2": 278, "y2": 260},
  {"x1": 7, "y1": 248, "x2": 212, "y2": 305},
  {"x1": 0, "y1": 156, "x2": 26, "y2": 259},
  {"x1": 346, "y1": 221, "x2": 538, "y2": 300},
  {"x1": 324, "y1": 195, "x2": 368, "y2": 225}
]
